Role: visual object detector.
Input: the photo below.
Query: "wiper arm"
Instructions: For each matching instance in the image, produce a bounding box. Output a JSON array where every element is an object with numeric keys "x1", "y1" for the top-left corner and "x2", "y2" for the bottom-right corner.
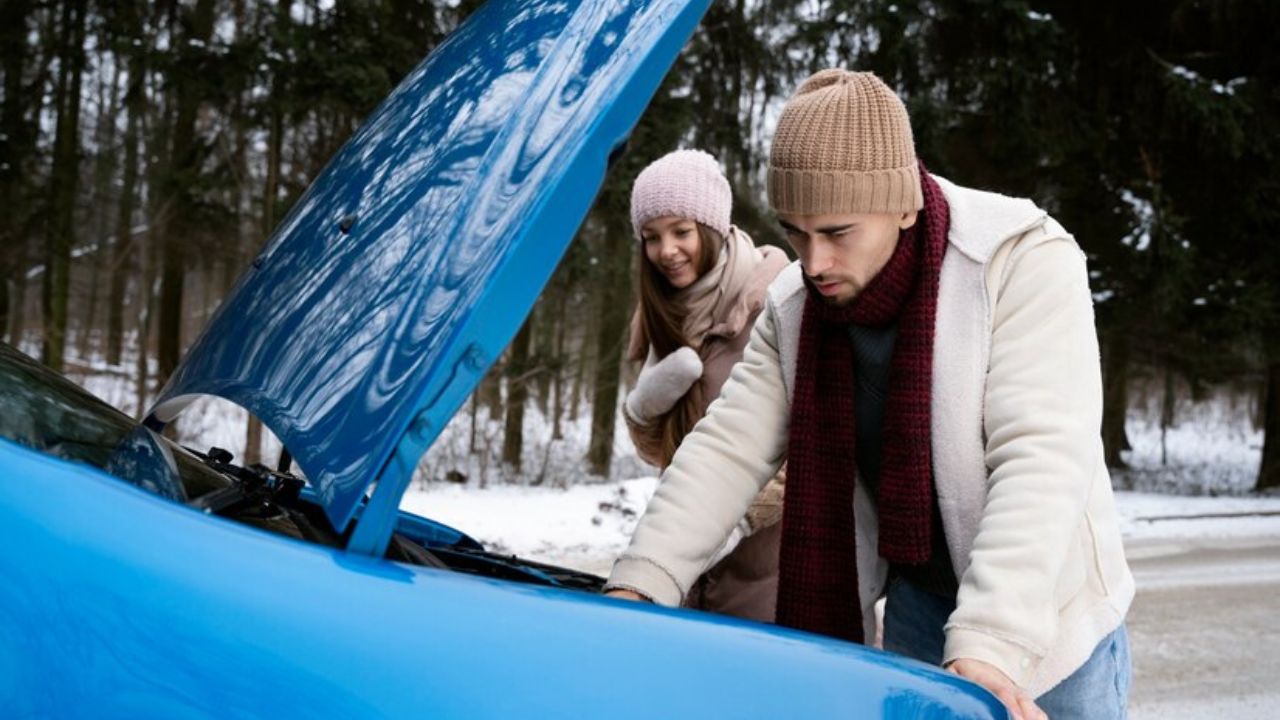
[{"x1": 188, "y1": 446, "x2": 305, "y2": 516}]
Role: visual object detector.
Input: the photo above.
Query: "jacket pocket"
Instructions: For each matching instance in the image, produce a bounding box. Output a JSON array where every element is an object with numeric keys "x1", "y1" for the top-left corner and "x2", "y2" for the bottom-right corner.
[
  {"x1": 1085, "y1": 510, "x2": 1110, "y2": 596},
  {"x1": 1053, "y1": 527, "x2": 1088, "y2": 609}
]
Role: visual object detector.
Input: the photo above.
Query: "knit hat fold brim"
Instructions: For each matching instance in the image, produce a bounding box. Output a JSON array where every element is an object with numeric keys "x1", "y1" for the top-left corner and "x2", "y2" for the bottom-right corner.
[{"x1": 768, "y1": 163, "x2": 924, "y2": 215}]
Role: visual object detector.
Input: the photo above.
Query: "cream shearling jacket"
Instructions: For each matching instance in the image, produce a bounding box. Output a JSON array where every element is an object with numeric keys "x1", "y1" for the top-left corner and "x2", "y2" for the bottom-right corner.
[{"x1": 606, "y1": 176, "x2": 1135, "y2": 698}]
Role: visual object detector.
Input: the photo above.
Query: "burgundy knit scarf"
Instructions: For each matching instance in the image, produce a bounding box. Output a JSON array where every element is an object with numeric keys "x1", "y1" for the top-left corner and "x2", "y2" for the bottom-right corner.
[{"x1": 775, "y1": 164, "x2": 951, "y2": 643}]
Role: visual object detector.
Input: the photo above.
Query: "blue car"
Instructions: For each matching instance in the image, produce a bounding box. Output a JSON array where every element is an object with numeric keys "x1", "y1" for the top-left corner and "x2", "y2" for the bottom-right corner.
[{"x1": 0, "y1": 0, "x2": 1006, "y2": 717}]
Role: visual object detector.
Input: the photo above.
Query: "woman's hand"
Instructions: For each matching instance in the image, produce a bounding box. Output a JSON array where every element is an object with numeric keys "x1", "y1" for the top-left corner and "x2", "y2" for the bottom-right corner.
[
  {"x1": 947, "y1": 659, "x2": 1047, "y2": 720},
  {"x1": 624, "y1": 346, "x2": 703, "y2": 423}
]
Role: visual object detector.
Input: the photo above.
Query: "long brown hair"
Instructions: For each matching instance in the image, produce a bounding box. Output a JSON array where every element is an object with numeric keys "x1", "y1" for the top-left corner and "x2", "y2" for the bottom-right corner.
[{"x1": 633, "y1": 223, "x2": 723, "y2": 467}]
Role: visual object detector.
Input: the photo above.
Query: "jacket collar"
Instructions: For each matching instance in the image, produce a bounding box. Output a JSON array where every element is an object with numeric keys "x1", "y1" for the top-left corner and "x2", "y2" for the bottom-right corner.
[
  {"x1": 767, "y1": 176, "x2": 1049, "y2": 305},
  {"x1": 932, "y1": 175, "x2": 1047, "y2": 264}
]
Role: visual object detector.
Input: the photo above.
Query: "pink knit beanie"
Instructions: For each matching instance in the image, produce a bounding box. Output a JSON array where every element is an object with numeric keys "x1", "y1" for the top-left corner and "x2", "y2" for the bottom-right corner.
[{"x1": 630, "y1": 149, "x2": 732, "y2": 240}]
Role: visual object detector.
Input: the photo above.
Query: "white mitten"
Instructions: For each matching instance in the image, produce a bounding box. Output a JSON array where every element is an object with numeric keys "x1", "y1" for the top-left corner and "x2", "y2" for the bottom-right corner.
[{"x1": 624, "y1": 346, "x2": 703, "y2": 424}]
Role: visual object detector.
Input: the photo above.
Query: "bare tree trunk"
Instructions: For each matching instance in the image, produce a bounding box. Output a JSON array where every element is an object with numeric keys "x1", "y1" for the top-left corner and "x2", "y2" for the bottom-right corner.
[
  {"x1": 106, "y1": 32, "x2": 145, "y2": 366},
  {"x1": 551, "y1": 294, "x2": 567, "y2": 441},
  {"x1": 77, "y1": 57, "x2": 122, "y2": 361},
  {"x1": 1102, "y1": 329, "x2": 1132, "y2": 468},
  {"x1": 42, "y1": 0, "x2": 89, "y2": 372},
  {"x1": 245, "y1": 0, "x2": 291, "y2": 466},
  {"x1": 155, "y1": 235, "x2": 185, "y2": 384},
  {"x1": 534, "y1": 302, "x2": 555, "y2": 415},
  {"x1": 0, "y1": 0, "x2": 33, "y2": 345},
  {"x1": 8, "y1": 249, "x2": 28, "y2": 349},
  {"x1": 1257, "y1": 359, "x2": 1280, "y2": 492},
  {"x1": 586, "y1": 216, "x2": 632, "y2": 477},
  {"x1": 1160, "y1": 364, "x2": 1175, "y2": 467},
  {"x1": 77, "y1": 243, "x2": 103, "y2": 360},
  {"x1": 568, "y1": 306, "x2": 593, "y2": 423},
  {"x1": 479, "y1": 365, "x2": 504, "y2": 419},
  {"x1": 155, "y1": 0, "x2": 217, "y2": 389},
  {"x1": 135, "y1": 240, "x2": 157, "y2": 419},
  {"x1": 244, "y1": 413, "x2": 264, "y2": 466},
  {"x1": 502, "y1": 316, "x2": 535, "y2": 472},
  {"x1": 0, "y1": 274, "x2": 8, "y2": 346},
  {"x1": 469, "y1": 390, "x2": 480, "y2": 454}
]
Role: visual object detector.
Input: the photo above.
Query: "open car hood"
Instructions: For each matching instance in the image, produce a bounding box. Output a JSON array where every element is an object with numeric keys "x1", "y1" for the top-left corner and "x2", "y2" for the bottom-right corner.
[{"x1": 152, "y1": 0, "x2": 709, "y2": 553}]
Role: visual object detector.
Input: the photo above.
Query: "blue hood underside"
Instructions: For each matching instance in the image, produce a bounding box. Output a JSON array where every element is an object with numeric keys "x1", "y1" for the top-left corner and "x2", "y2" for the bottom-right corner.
[{"x1": 152, "y1": 0, "x2": 710, "y2": 553}]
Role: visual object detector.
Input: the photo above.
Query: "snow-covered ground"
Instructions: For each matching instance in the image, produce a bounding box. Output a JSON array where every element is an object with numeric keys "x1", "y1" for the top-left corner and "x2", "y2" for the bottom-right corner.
[
  {"x1": 1114, "y1": 384, "x2": 1263, "y2": 495},
  {"x1": 401, "y1": 477, "x2": 656, "y2": 576},
  {"x1": 1119, "y1": 491, "x2": 1280, "y2": 544}
]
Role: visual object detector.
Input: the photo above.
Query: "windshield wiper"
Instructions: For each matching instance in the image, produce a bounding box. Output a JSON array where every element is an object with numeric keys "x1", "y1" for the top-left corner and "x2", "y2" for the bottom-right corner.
[{"x1": 188, "y1": 446, "x2": 305, "y2": 516}]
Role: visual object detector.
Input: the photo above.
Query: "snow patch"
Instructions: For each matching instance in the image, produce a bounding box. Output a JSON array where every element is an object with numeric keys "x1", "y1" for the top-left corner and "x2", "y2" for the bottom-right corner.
[
  {"x1": 1119, "y1": 188, "x2": 1153, "y2": 252},
  {"x1": 1118, "y1": 491, "x2": 1280, "y2": 543},
  {"x1": 1114, "y1": 388, "x2": 1262, "y2": 495},
  {"x1": 400, "y1": 477, "x2": 658, "y2": 576},
  {"x1": 1169, "y1": 64, "x2": 1247, "y2": 96}
]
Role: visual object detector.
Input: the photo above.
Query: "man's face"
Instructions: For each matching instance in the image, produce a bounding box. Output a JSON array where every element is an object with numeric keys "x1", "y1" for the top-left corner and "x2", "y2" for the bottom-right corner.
[{"x1": 778, "y1": 210, "x2": 918, "y2": 306}]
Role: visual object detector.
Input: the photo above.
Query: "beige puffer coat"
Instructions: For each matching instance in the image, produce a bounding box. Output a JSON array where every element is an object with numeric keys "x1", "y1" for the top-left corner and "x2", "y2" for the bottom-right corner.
[{"x1": 625, "y1": 239, "x2": 789, "y2": 623}]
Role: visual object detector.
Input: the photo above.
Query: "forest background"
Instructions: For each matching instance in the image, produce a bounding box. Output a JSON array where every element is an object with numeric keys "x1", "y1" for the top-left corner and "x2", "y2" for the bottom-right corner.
[{"x1": 2, "y1": 0, "x2": 1276, "y2": 492}]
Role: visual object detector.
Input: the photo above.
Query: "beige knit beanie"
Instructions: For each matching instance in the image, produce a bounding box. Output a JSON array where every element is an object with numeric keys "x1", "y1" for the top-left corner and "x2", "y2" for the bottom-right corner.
[{"x1": 767, "y1": 69, "x2": 923, "y2": 215}]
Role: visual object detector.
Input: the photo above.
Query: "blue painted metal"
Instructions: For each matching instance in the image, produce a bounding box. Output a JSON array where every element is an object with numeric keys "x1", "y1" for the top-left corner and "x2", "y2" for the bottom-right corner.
[
  {"x1": 151, "y1": 0, "x2": 709, "y2": 551},
  {"x1": 0, "y1": 1, "x2": 1012, "y2": 714},
  {"x1": 316, "y1": 484, "x2": 485, "y2": 552},
  {"x1": 0, "y1": 438, "x2": 1006, "y2": 719}
]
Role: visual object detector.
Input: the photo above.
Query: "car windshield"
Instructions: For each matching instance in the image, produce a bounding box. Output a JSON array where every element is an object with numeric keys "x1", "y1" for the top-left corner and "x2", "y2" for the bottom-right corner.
[{"x1": 0, "y1": 342, "x2": 231, "y2": 500}]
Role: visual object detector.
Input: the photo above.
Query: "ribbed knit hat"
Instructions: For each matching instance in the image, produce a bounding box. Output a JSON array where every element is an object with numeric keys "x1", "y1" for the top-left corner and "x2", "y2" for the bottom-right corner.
[
  {"x1": 630, "y1": 149, "x2": 732, "y2": 240},
  {"x1": 768, "y1": 69, "x2": 923, "y2": 215}
]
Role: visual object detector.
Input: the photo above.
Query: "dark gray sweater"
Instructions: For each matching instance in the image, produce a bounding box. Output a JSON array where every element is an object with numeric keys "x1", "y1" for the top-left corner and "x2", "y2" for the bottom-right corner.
[{"x1": 848, "y1": 323, "x2": 958, "y2": 599}]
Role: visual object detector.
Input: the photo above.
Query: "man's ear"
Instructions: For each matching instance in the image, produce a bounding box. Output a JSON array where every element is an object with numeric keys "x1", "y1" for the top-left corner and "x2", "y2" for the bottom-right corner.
[{"x1": 899, "y1": 210, "x2": 920, "y2": 230}]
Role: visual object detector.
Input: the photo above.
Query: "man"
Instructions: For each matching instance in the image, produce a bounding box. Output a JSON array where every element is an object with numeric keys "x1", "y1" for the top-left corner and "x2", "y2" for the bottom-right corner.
[{"x1": 604, "y1": 70, "x2": 1134, "y2": 720}]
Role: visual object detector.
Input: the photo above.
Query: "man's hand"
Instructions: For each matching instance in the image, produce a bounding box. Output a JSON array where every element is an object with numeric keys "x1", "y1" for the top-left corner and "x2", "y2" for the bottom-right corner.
[
  {"x1": 604, "y1": 589, "x2": 650, "y2": 602},
  {"x1": 947, "y1": 659, "x2": 1047, "y2": 720}
]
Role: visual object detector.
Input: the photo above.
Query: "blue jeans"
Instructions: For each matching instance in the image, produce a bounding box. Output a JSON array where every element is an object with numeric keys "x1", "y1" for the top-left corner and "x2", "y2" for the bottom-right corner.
[{"x1": 883, "y1": 576, "x2": 1131, "y2": 719}]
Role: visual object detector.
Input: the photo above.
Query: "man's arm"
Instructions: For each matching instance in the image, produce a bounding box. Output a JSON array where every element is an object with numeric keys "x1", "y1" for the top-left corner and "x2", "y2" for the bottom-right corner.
[
  {"x1": 605, "y1": 303, "x2": 791, "y2": 605},
  {"x1": 944, "y1": 231, "x2": 1103, "y2": 686}
]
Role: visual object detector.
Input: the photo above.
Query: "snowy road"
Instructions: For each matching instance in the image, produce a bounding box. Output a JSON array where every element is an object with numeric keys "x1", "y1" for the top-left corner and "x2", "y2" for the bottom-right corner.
[{"x1": 1126, "y1": 533, "x2": 1280, "y2": 720}]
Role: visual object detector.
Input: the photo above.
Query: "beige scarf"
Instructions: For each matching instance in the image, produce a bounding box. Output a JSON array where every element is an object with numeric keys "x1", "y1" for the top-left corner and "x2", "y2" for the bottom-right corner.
[{"x1": 676, "y1": 226, "x2": 761, "y2": 346}]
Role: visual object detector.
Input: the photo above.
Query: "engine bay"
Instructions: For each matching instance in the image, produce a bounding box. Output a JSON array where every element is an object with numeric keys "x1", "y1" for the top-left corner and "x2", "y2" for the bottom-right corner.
[{"x1": 188, "y1": 445, "x2": 606, "y2": 593}]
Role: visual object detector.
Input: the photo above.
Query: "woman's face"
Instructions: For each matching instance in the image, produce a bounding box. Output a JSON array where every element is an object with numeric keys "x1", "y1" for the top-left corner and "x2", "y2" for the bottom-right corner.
[{"x1": 640, "y1": 216, "x2": 702, "y2": 290}]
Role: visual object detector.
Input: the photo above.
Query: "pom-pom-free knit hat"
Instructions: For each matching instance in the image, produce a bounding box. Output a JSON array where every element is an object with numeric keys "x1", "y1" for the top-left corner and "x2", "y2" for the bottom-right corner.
[
  {"x1": 768, "y1": 69, "x2": 923, "y2": 215},
  {"x1": 630, "y1": 149, "x2": 732, "y2": 240}
]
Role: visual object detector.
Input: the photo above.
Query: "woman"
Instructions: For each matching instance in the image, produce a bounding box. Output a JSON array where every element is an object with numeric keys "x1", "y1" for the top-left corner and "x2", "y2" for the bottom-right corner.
[{"x1": 619, "y1": 149, "x2": 788, "y2": 623}]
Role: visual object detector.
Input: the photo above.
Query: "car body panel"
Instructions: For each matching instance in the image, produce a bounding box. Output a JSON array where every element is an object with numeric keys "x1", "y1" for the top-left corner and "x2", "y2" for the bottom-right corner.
[
  {"x1": 152, "y1": 0, "x2": 709, "y2": 555},
  {"x1": 0, "y1": 0, "x2": 1011, "y2": 714},
  {"x1": 0, "y1": 438, "x2": 1003, "y2": 718}
]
